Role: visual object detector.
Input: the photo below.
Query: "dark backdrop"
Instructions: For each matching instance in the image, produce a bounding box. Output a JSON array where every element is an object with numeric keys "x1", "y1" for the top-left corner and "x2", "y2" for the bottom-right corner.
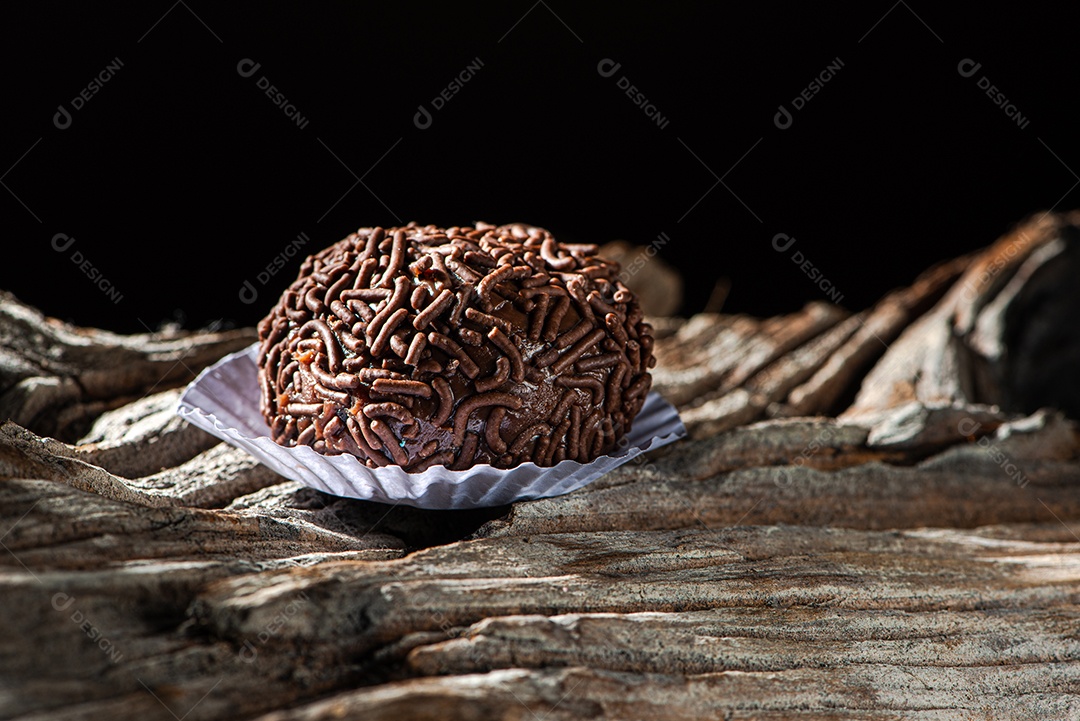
[{"x1": 4, "y1": 3, "x2": 1078, "y2": 333}]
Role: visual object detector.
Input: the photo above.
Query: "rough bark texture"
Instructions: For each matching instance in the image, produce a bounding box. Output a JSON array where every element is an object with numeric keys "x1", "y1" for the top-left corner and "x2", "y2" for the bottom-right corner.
[{"x1": 2, "y1": 212, "x2": 1079, "y2": 720}]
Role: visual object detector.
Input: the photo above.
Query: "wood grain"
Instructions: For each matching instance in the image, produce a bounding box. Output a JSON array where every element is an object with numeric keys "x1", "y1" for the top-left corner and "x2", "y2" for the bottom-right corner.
[{"x1": 2, "y1": 213, "x2": 1079, "y2": 719}]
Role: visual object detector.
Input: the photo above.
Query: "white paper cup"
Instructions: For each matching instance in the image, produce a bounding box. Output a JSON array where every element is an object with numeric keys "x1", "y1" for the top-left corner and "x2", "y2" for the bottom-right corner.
[{"x1": 177, "y1": 344, "x2": 685, "y2": 509}]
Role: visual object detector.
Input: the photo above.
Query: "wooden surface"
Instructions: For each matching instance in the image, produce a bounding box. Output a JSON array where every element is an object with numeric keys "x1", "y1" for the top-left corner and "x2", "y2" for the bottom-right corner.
[{"x1": 2, "y1": 213, "x2": 1079, "y2": 720}]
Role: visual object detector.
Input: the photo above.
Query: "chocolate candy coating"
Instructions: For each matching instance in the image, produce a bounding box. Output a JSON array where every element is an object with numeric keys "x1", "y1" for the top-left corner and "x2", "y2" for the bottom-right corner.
[{"x1": 257, "y1": 222, "x2": 655, "y2": 471}]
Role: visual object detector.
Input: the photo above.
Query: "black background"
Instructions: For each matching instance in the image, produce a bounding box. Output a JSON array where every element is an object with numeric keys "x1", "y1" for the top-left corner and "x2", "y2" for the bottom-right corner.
[{"x1": 3, "y1": 3, "x2": 1078, "y2": 333}]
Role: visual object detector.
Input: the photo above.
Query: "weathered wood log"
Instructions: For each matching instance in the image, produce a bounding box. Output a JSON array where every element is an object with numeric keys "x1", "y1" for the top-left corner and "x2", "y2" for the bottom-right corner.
[
  {"x1": 846, "y1": 211, "x2": 1080, "y2": 420},
  {"x1": 2, "y1": 213, "x2": 1079, "y2": 720},
  {"x1": 0, "y1": 291, "x2": 255, "y2": 442},
  {"x1": 9, "y1": 518, "x2": 1078, "y2": 719},
  {"x1": 75, "y1": 388, "x2": 221, "y2": 479}
]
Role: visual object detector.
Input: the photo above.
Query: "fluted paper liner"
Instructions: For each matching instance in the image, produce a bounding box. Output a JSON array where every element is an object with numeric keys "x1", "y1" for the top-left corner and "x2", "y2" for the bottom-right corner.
[{"x1": 177, "y1": 344, "x2": 685, "y2": 509}]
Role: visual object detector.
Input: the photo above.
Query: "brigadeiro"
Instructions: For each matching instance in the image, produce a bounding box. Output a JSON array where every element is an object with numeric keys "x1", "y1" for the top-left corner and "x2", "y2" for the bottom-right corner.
[{"x1": 256, "y1": 222, "x2": 656, "y2": 472}]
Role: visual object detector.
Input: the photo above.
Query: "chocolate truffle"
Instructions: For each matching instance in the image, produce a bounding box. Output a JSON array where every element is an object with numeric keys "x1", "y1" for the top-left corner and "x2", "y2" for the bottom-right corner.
[{"x1": 257, "y1": 222, "x2": 655, "y2": 471}]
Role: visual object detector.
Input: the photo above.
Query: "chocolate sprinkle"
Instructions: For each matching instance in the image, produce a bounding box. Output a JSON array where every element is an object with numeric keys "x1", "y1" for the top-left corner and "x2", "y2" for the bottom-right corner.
[{"x1": 257, "y1": 222, "x2": 655, "y2": 471}]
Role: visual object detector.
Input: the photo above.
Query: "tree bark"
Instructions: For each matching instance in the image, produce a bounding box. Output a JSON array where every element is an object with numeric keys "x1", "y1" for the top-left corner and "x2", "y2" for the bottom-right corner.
[{"x1": 2, "y1": 212, "x2": 1079, "y2": 720}]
